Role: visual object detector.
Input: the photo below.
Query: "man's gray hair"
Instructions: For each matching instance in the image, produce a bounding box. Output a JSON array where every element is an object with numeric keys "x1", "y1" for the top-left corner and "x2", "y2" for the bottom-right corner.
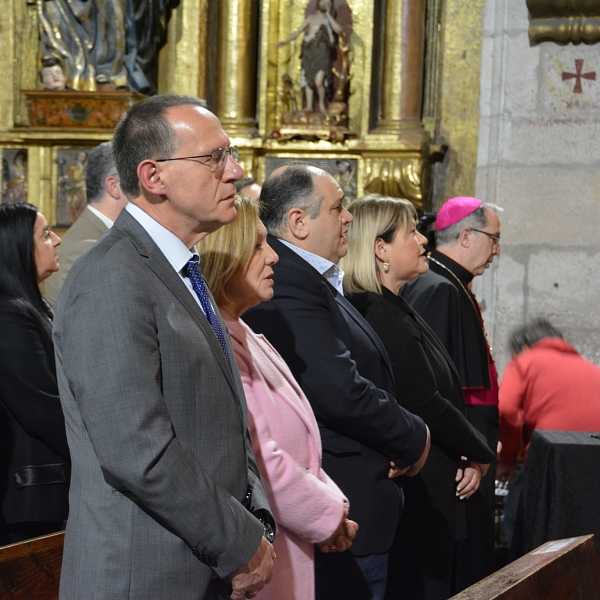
[
  {"x1": 435, "y1": 203, "x2": 503, "y2": 247},
  {"x1": 259, "y1": 164, "x2": 324, "y2": 236},
  {"x1": 113, "y1": 94, "x2": 208, "y2": 198},
  {"x1": 86, "y1": 141, "x2": 118, "y2": 204}
]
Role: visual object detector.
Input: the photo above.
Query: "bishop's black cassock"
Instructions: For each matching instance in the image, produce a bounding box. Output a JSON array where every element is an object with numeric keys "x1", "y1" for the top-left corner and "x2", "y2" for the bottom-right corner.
[{"x1": 401, "y1": 249, "x2": 499, "y2": 593}]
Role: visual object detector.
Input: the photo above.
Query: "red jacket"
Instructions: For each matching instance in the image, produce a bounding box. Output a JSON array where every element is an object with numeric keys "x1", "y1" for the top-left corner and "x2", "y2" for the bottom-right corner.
[{"x1": 499, "y1": 338, "x2": 600, "y2": 466}]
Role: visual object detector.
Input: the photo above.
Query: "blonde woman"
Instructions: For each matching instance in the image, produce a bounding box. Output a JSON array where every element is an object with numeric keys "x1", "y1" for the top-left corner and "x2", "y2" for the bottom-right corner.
[
  {"x1": 198, "y1": 196, "x2": 357, "y2": 600},
  {"x1": 342, "y1": 195, "x2": 494, "y2": 600}
]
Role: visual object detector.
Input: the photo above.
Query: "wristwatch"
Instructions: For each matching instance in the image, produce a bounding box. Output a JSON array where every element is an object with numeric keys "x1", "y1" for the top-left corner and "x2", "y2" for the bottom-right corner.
[{"x1": 259, "y1": 518, "x2": 275, "y2": 543}]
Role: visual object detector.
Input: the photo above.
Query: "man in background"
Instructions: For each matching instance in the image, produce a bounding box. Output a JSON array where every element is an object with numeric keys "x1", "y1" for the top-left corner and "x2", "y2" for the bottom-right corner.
[
  {"x1": 45, "y1": 141, "x2": 127, "y2": 306},
  {"x1": 401, "y1": 196, "x2": 502, "y2": 592}
]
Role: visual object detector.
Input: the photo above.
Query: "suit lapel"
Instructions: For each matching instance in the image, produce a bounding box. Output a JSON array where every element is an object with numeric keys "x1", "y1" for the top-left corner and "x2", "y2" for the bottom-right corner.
[
  {"x1": 334, "y1": 292, "x2": 394, "y2": 377},
  {"x1": 113, "y1": 211, "x2": 244, "y2": 408}
]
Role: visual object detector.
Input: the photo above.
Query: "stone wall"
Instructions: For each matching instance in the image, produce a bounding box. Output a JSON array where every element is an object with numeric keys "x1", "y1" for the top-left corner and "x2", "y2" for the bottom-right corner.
[{"x1": 473, "y1": 0, "x2": 600, "y2": 374}]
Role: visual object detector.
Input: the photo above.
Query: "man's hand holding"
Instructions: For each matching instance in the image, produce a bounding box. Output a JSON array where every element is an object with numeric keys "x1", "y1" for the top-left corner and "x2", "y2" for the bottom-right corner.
[
  {"x1": 228, "y1": 536, "x2": 276, "y2": 600},
  {"x1": 317, "y1": 502, "x2": 358, "y2": 553},
  {"x1": 455, "y1": 458, "x2": 489, "y2": 500}
]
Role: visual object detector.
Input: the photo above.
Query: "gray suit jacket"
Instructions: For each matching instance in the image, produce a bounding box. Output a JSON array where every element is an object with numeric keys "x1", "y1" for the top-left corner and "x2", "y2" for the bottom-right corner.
[
  {"x1": 53, "y1": 210, "x2": 271, "y2": 600},
  {"x1": 45, "y1": 205, "x2": 109, "y2": 307}
]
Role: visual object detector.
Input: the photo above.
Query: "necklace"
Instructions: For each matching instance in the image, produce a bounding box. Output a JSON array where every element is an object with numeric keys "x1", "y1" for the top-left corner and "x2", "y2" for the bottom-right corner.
[
  {"x1": 429, "y1": 255, "x2": 495, "y2": 355},
  {"x1": 428, "y1": 256, "x2": 480, "y2": 316}
]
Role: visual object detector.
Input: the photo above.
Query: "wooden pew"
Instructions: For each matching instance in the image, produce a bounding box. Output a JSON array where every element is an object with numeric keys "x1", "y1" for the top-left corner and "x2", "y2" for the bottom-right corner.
[
  {"x1": 451, "y1": 535, "x2": 600, "y2": 599},
  {"x1": 0, "y1": 531, "x2": 63, "y2": 599}
]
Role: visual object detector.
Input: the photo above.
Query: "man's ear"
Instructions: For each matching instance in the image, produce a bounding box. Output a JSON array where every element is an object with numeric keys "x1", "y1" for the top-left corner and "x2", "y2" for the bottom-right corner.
[
  {"x1": 287, "y1": 207, "x2": 309, "y2": 240},
  {"x1": 137, "y1": 160, "x2": 164, "y2": 196},
  {"x1": 105, "y1": 175, "x2": 122, "y2": 200},
  {"x1": 374, "y1": 237, "x2": 387, "y2": 263},
  {"x1": 458, "y1": 227, "x2": 472, "y2": 248}
]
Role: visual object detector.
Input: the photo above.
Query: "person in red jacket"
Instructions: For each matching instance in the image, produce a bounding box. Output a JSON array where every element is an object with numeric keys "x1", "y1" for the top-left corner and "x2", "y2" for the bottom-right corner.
[{"x1": 497, "y1": 318, "x2": 600, "y2": 544}]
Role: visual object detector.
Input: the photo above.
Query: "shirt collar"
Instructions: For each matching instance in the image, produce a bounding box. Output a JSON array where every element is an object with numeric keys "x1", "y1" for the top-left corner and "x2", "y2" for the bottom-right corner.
[
  {"x1": 87, "y1": 204, "x2": 114, "y2": 229},
  {"x1": 126, "y1": 203, "x2": 194, "y2": 273},
  {"x1": 278, "y1": 238, "x2": 345, "y2": 295}
]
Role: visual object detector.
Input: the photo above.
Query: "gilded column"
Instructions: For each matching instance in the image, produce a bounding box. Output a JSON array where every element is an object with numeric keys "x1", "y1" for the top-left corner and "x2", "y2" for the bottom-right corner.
[
  {"x1": 375, "y1": 0, "x2": 427, "y2": 138},
  {"x1": 216, "y1": 0, "x2": 258, "y2": 137}
]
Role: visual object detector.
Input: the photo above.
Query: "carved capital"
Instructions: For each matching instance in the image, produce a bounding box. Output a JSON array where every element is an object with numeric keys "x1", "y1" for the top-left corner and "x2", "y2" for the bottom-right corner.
[
  {"x1": 527, "y1": 0, "x2": 600, "y2": 45},
  {"x1": 363, "y1": 156, "x2": 427, "y2": 209}
]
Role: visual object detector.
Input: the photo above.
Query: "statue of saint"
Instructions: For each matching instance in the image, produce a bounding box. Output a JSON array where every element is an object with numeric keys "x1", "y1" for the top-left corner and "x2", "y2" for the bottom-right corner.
[
  {"x1": 38, "y1": 0, "x2": 179, "y2": 95},
  {"x1": 2, "y1": 151, "x2": 28, "y2": 204},
  {"x1": 277, "y1": 0, "x2": 343, "y2": 114},
  {"x1": 40, "y1": 56, "x2": 67, "y2": 90},
  {"x1": 60, "y1": 151, "x2": 88, "y2": 225}
]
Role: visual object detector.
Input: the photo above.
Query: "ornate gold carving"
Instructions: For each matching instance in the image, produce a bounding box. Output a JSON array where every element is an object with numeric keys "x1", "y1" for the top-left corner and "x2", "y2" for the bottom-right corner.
[
  {"x1": 373, "y1": 0, "x2": 427, "y2": 145},
  {"x1": 157, "y1": 0, "x2": 208, "y2": 97},
  {"x1": 24, "y1": 91, "x2": 142, "y2": 129},
  {"x1": 363, "y1": 156, "x2": 425, "y2": 209},
  {"x1": 527, "y1": 0, "x2": 600, "y2": 46},
  {"x1": 216, "y1": 0, "x2": 259, "y2": 138},
  {"x1": 434, "y1": 0, "x2": 485, "y2": 200}
]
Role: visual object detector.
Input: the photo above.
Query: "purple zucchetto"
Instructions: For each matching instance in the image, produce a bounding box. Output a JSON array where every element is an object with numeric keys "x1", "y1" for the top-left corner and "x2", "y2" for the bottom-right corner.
[{"x1": 435, "y1": 197, "x2": 483, "y2": 231}]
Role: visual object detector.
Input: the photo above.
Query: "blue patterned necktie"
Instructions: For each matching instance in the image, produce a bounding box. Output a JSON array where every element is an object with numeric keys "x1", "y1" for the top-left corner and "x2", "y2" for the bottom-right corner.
[{"x1": 183, "y1": 257, "x2": 232, "y2": 371}]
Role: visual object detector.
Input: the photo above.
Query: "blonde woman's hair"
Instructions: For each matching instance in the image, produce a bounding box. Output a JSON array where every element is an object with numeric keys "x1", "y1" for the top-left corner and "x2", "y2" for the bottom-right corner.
[
  {"x1": 197, "y1": 195, "x2": 259, "y2": 308},
  {"x1": 342, "y1": 195, "x2": 417, "y2": 295}
]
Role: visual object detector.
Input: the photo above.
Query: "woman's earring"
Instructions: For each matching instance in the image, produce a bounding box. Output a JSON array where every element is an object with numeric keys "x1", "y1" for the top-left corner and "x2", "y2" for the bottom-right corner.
[{"x1": 383, "y1": 257, "x2": 390, "y2": 273}]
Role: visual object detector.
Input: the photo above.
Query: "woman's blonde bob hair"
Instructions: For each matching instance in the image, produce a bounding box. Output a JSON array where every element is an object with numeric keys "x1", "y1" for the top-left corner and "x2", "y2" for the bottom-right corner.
[
  {"x1": 197, "y1": 195, "x2": 260, "y2": 308},
  {"x1": 342, "y1": 195, "x2": 417, "y2": 295}
]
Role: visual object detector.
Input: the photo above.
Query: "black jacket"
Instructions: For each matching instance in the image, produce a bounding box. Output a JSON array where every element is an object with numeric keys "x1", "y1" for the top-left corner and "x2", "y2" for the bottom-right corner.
[
  {"x1": 0, "y1": 299, "x2": 70, "y2": 527},
  {"x1": 348, "y1": 288, "x2": 494, "y2": 599},
  {"x1": 244, "y1": 237, "x2": 427, "y2": 556}
]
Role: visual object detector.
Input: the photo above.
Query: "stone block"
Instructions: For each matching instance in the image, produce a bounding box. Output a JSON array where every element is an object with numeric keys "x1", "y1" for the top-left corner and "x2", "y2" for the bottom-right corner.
[
  {"x1": 540, "y1": 44, "x2": 600, "y2": 115},
  {"x1": 527, "y1": 249, "x2": 600, "y2": 330},
  {"x1": 482, "y1": 251, "x2": 527, "y2": 374},
  {"x1": 506, "y1": 0, "x2": 530, "y2": 34},
  {"x1": 494, "y1": 166, "x2": 600, "y2": 246},
  {"x1": 502, "y1": 32, "x2": 540, "y2": 117},
  {"x1": 499, "y1": 117, "x2": 600, "y2": 165}
]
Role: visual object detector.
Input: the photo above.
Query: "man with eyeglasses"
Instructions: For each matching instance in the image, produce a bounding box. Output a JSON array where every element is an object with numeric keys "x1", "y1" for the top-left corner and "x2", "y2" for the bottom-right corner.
[
  {"x1": 401, "y1": 196, "x2": 503, "y2": 594},
  {"x1": 53, "y1": 94, "x2": 275, "y2": 600}
]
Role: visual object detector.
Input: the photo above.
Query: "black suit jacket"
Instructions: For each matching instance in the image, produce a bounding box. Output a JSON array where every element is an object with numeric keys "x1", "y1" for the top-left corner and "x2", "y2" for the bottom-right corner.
[
  {"x1": 0, "y1": 300, "x2": 70, "y2": 529},
  {"x1": 243, "y1": 236, "x2": 427, "y2": 556}
]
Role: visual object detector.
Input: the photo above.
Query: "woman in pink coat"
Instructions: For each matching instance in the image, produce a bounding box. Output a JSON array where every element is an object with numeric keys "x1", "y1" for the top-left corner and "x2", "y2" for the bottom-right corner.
[{"x1": 198, "y1": 196, "x2": 357, "y2": 600}]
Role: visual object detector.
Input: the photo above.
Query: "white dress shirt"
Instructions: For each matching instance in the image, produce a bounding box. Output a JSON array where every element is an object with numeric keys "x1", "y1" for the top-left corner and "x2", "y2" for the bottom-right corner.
[
  {"x1": 126, "y1": 203, "x2": 206, "y2": 312},
  {"x1": 278, "y1": 238, "x2": 345, "y2": 295}
]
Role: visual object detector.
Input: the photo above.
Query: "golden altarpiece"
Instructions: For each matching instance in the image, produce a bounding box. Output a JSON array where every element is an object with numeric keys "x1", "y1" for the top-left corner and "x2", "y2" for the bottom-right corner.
[{"x1": 0, "y1": 0, "x2": 448, "y2": 229}]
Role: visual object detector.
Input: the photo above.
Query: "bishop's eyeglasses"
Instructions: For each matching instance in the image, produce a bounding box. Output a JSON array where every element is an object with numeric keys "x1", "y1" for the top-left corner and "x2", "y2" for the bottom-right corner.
[
  {"x1": 156, "y1": 146, "x2": 239, "y2": 172},
  {"x1": 470, "y1": 228, "x2": 500, "y2": 245}
]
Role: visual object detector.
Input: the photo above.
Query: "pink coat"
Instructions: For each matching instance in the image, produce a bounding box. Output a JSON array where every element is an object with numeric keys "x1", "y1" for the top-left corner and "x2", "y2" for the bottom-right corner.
[{"x1": 223, "y1": 313, "x2": 346, "y2": 600}]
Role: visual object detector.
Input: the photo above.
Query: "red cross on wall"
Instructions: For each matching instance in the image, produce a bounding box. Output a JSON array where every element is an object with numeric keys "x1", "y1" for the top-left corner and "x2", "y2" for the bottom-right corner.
[{"x1": 562, "y1": 59, "x2": 596, "y2": 93}]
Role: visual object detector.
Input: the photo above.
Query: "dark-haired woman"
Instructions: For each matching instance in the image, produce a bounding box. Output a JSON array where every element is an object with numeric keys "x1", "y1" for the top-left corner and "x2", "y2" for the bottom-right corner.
[
  {"x1": 0, "y1": 202, "x2": 70, "y2": 544},
  {"x1": 342, "y1": 196, "x2": 495, "y2": 600}
]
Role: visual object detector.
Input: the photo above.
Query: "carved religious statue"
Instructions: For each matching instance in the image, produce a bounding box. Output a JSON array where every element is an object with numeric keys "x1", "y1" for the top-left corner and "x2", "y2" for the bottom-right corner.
[
  {"x1": 277, "y1": 0, "x2": 343, "y2": 114},
  {"x1": 59, "y1": 151, "x2": 87, "y2": 225},
  {"x1": 37, "y1": 0, "x2": 179, "y2": 95},
  {"x1": 273, "y1": 0, "x2": 354, "y2": 142}
]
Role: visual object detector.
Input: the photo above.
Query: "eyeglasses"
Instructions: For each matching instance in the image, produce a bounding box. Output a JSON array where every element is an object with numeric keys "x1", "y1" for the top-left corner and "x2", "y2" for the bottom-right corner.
[
  {"x1": 470, "y1": 228, "x2": 500, "y2": 245},
  {"x1": 156, "y1": 146, "x2": 239, "y2": 172}
]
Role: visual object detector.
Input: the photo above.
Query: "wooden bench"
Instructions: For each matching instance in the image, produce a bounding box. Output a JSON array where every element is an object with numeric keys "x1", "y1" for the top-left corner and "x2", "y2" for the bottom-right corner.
[
  {"x1": 451, "y1": 535, "x2": 600, "y2": 599},
  {"x1": 0, "y1": 531, "x2": 63, "y2": 599}
]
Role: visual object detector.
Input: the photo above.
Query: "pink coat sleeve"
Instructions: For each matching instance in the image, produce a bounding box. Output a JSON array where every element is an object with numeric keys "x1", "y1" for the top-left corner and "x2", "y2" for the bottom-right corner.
[
  {"x1": 498, "y1": 359, "x2": 526, "y2": 467},
  {"x1": 233, "y1": 340, "x2": 346, "y2": 544}
]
